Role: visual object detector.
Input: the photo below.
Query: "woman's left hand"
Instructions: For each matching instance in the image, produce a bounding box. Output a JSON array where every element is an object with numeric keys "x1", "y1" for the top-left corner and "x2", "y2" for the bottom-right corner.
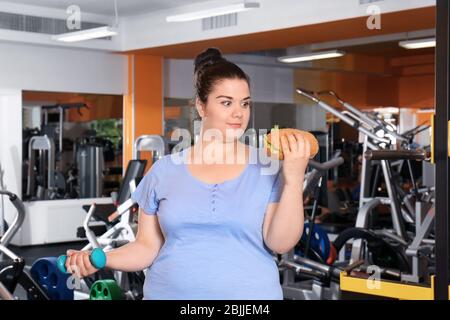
[{"x1": 280, "y1": 133, "x2": 311, "y2": 187}]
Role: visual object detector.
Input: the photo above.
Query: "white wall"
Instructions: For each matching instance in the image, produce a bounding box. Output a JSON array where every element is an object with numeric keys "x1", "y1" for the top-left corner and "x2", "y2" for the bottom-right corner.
[
  {"x1": 164, "y1": 58, "x2": 195, "y2": 100},
  {"x1": 296, "y1": 104, "x2": 327, "y2": 132},
  {"x1": 0, "y1": 42, "x2": 127, "y2": 94},
  {"x1": 164, "y1": 57, "x2": 294, "y2": 104},
  {"x1": 0, "y1": 89, "x2": 22, "y2": 234},
  {"x1": 0, "y1": 89, "x2": 22, "y2": 195},
  {"x1": 122, "y1": 0, "x2": 435, "y2": 51},
  {"x1": 0, "y1": 41, "x2": 127, "y2": 239},
  {"x1": 0, "y1": 0, "x2": 435, "y2": 51}
]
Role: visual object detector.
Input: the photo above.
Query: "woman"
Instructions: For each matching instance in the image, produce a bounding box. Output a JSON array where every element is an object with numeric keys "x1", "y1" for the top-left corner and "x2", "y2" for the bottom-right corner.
[{"x1": 65, "y1": 48, "x2": 311, "y2": 299}]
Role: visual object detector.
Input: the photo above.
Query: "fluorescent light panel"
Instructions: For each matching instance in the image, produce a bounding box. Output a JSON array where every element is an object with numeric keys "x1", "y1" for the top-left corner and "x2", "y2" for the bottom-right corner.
[
  {"x1": 416, "y1": 109, "x2": 435, "y2": 114},
  {"x1": 373, "y1": 107, "x2": 399, "y2": 114},
  {"x1": 278, "y1": 50, "x2": 345, "y2": 63},
  {"x1": 166, "y1": 2, "x2": 260, "y2": 22},
  {"x1": 399, "y1": 38, "x2": 436, "y2": 49},
  {"x1": 52, "y1": 26, "x2": 118, "y2": 42}
]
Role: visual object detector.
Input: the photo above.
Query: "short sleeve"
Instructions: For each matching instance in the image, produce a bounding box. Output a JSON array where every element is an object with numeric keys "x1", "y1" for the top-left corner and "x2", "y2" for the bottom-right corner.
[
  {"x1": 268, "y1": 170, "x2": 283, "y2": 203},
  {"x1": 130, "y1": 159, "x2": 163, "y2": 215}
]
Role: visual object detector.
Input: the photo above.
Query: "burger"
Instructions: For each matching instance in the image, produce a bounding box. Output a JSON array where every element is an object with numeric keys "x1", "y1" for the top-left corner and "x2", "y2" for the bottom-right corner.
[{"x1": 264, "y1": 125, "x2": 319, "y2": 160}]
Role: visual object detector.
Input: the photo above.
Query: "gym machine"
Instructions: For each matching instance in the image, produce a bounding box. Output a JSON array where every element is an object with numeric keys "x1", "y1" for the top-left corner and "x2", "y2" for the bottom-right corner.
[
  {"x1": 133, "y1": 135, "x2": 166, "y2": 163},
  {"x1": 295, "y1": 88, "x2": 436, "y2": 296},
  {"x1": 26, "y1": 135, "x2": 56, "y2": 200},
  {"x1": 279, "y1": 156, "x2": 345, "y2": 300},
  {"x1": 0, "y1": 190, "x2": 49, "y2": 300},
  {"x1": 66, "y1": 135, "x2": 166, "y2": 299}
]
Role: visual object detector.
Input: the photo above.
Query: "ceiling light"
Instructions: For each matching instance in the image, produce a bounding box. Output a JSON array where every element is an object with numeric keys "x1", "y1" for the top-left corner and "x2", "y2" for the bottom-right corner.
[
  {"x1": 373, "y1": 107, "x2": 399, "y2": 114},
  {"x1": 166, "y1": 1, "x2": 260, "y2": 22},
  {"x1": 52, "y1": 26, "x2": 118, "y2": 42},
  {"x1": 399, "y1": 38, "x2": 436, "y2": 49},
  {"x1": 53, "y1": 0, "x2": 119, "y2": 42},
  {"x1": 278, "y1": 50, "x2": 345, "y2": 63},
  {"x1": 416, "y1": 109, "x2": 435, "y2": 113}
]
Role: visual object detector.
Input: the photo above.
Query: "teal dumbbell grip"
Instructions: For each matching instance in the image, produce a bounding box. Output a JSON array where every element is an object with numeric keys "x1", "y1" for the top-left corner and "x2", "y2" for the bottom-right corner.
[{"x1": 57, "y1": 248, "x2": 107, "y2": 274}]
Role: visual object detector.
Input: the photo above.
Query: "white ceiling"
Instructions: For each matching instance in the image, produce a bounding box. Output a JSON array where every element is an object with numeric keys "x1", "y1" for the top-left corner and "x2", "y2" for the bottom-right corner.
[{"x1": 2, "y1": 0, "x2": 213, "y2": 16}]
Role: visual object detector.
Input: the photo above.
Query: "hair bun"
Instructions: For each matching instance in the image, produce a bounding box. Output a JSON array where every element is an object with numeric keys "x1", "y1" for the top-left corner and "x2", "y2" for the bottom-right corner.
[{"x1": 194, "y1": 48, "x2": 223, "y2": 72}]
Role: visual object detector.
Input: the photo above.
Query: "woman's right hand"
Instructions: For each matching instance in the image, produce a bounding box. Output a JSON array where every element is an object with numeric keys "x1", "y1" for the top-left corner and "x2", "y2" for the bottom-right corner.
[{"x1": 65, "y1": 249, "x2": 99, "y2": 277}]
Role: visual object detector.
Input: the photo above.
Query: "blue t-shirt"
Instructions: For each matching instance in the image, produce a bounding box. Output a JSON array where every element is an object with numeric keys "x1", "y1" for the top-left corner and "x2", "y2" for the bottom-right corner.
[{"x1": 130, "y1": 145, "x2": 284, "y2": 300}]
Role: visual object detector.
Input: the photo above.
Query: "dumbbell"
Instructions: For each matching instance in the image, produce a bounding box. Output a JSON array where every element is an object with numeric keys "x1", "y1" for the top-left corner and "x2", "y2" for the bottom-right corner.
[{"x1": 57, "y1": 248, "x2": 107, "y2": 274}]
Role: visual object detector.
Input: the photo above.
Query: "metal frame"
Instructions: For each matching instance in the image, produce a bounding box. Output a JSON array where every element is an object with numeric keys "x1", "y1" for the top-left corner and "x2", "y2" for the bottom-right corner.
[
  {"x1": 76, "y1": 190, "x2": 140, "y2": 300},
  {"x1": 133, "y1": 135, "x2": 165, "y2": 161},
  {"x1": 279, "y1": 157, "x2": 344, "y2": 300},
  {"x1": 333, "y1": 2, "x2": 449, "y2": 298},
  {"x1": 402, "y1": 203, "x2": 435, "y2": 283},
  {"x1": 434, "y1": 0, "x2": 450, "y2": 300},
  {"x1": 0, "y1": 191, "x2": 25, "y2": 248},
  {"x1": 26, "y1": 135, "x2": 55, "y2": 199},
  {"x1": 296, "y1": 90, "x2": 409, "y2": 243},
  {"x1": 297, "y1": 84, "x2": 438, "y2": 289},
  {"x1": 340, "y1": 273, "x2": 435, "y2": 300},
  {"x1": 0, "y1": 190, "x2": 49, "y2": 300}
]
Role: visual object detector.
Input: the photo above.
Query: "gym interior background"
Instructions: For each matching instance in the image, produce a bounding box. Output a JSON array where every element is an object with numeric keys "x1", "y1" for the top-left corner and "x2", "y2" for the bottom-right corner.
[{"x1": 0, "y1": 0, "x2": 449, "y2": 301}]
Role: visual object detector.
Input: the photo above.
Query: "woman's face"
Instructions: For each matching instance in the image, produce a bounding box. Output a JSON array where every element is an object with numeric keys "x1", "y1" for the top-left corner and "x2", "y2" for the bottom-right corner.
[{"x1": 197, "y1": 78, "x2": 251, "y2": 143}]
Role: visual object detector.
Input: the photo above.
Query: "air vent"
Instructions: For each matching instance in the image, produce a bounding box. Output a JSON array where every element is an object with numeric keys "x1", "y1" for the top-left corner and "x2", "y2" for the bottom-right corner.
[
  {"x1": 202, "y1": 13, "x2": 237, "y2": 31},
  {"x1": 0, "y1": 11, "x2": 109, "y2": 39}
]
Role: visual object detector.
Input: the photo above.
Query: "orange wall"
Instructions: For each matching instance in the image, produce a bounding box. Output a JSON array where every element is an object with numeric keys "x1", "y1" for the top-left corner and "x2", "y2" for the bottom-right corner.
[
  {"x1": 366, "y1": 75, "x2": 398, "y2": 107},
  {"x1": 22, "y1": 91, "x2": 122, "y2": 121},
  {"x1": 398, "y1": 75, "x2": 434, "y2": 108},
  {"x1": 294, "y1": 54, "x2": 435, "y2": 109},
  {"x1": 123, "y1": 56, "x2": 134, "y2": 169},
  {"x1": 294, "y1": 68, "x2": 374, "y2": 107},
  {"x1": 123, "y1": 55, "x2": 164, "y2": 169},
  {"x1": 134, "y1": 55, "x2": 163, "y2": 138},
  {"x1": 393, "y1": 54, "x2": 435, "y2": 108}
]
